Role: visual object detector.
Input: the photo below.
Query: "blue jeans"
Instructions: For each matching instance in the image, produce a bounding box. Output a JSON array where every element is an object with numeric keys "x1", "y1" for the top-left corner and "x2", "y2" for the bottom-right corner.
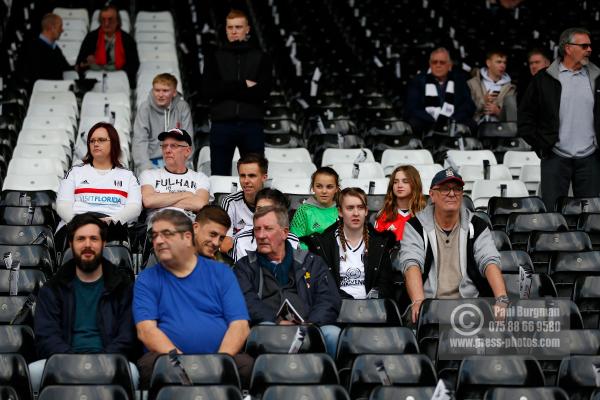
[
  {"x1": 209, "y1": 120, "x2": 265, "y2": 176},
  {"x1": 320, "y1": 325, "x2": 341, "y2": 359}
]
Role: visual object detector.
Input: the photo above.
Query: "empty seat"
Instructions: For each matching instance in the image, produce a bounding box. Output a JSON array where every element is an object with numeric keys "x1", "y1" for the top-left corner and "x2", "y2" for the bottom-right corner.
[
  {"x1": 0, "y1": 192, "x2": 55, "y2": 207},
  {"x1": 0, "y1": 269, "x2": 46, "y2": 295},
  {"x1": 368, "y1": 386, "x2": 436, "y2": 400},
  {"x1": 265, "y1": 148, "x2": 312, "y2": 163},
  {"x1": 502, "y1": 151, "x2": 540, "y2": 178},
  {"x1": 471, "y1": 180, "x2": 529, "y2": 210},
  {"x1": 491, "y1": 230, "x2": 512, "y2": 250},
  {"x1": 503, "y1": 273, "x2": 557, "y2": 299},
  {"x1": 456, "y1": 355, "x2": 545, "y2": 399},
  {"x1": 40, "y1": 354, "x2": 134, "y2": 400},
  {"x1": 445, "y1": 150, "x2": 497, "y2": 168},
  {"x1": 573, "y1": 276, "x2": 600, "y2": 329},
  {"x1": 508, "y1": 299, "x2": 583, "y2": 330},
  {"x1": 339, "y1": 178, "x2": 388, "y2": 194},
  {"x1": 0, "y1": 225, "x2": 55, "y2": 252},
  {"x1": 38, "y1": 385, "x2": 129, "y2": 400},
  {"x1": 0, "y1": 207, "x2": 56, "y2": 228},
  {"x1": 209, "y1": 176, "x2": 241, "y2": 198},
  {"x1": 413, "y1": 164, "x2": 444, "y2": 192},
  {"x1": 245, "y1": 325, "x2": 326, "y2": 357},
  {"x1": 0, "y1": 244, "x2": 54, "y2": 275},
  {"x1": 549, "y1": 251, "x2": 600, "y2": 297},
  {"x1": 520, "y1": 164, "x2": 541, "y2": 194},
  {"x1": 336, "y1": 299, "x2": 401, "y2": 325},
  {"x1": 2, "y1": 174, "x2": 60, "y2": 193},
  {"x1": 380, "y1": 149, "x2": 434, "y2": 175},
  {"x1": 527, "y1": 231, "x2": 592, "y2": 273},
  {"x1": 483, "y1": 387, "x2": 569, "y2": 400},
  {"x1": 155, "y1": 385, "x2": 242, "y2": 400},
  {"x1": 249, "y1": 354, "x2": 338, "y2": 397},
  {"x1": 255, "y1": 162, "x2": 316, "y2": 179},
  {"x1": 322, "y1": 149, "x2": 375, "y2": 166},
  {"x1": 558, "y1": 355, "x2": 600, "y2": 399},
  {"x1": 270, "y1": 178, "x2": 312, "y2": 195},
  {"x1": 348, "y1": 354, "x2": 436, "y2": 400},
  {"x1": 487, "y1": 196, "x2": 546, "y2": 230},
  {"x1": 0, "y1": 325, "x2": 36, "y2": 363},
  {"x1": 149, "y1": 354, "x2": 240, "y2": 399},
  {"x1": 505, "y1": 213, "x2": 568, "y2": 251},
  {"x1": 7, "y1": 158, "x2": 65, "y2": 179},
  {"x1": 458, "y1": 164, "x2": 513, "y2": 193},
  {"x1": 330, "y1": 162, "x2": 385, "y2": 179},
  {"x1": 578, "y1": 213, "x2": 600, "y2": 250},
  {"x1": 0, "y1": 354, "x2": 33, "y2": 400},
  {"x1": 262, "y1": 385, "x2": 349, "y2": 400},
  {"x1": 557, "y1": 197, "x2": 600, "y2": 228},
  {"x1": 499, "y1": 250, "x2": 532, "y2": 273}
]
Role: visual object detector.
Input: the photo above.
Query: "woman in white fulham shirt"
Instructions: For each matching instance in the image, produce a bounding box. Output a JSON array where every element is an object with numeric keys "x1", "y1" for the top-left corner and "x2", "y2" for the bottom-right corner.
[
  {"x1": 56, "y1": 122, "x2": 142, "y2": 243},
  {"x1": 304, "y1": 187, "x2": 395, "y2": 299}
]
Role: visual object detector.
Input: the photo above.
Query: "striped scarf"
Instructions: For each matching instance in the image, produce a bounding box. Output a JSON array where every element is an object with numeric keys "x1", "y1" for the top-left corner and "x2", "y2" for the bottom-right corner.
[{"x1": 424, "y1": 74, "x2": 455, "y2": 131}]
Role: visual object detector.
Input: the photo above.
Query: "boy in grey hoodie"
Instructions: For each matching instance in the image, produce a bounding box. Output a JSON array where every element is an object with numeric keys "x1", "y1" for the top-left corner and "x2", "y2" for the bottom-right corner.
[{"x1": 132, "y1": 73, "x2": 193, "y2": 173}]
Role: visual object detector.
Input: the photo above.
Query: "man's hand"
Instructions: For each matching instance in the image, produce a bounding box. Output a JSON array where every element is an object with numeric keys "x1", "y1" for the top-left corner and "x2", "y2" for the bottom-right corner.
[
  {"x1": 278, "y1": 320, "x2": 296, "y2": 326},
  {"x1": 411, "y1": 299, "x2": 424, "y2": 324},
  {"x1": 246, "y1": 80, "x2": 257, "y2": 87},
  {"x1": 484, "y1": 102, "x2": 501, "y2": 116}
]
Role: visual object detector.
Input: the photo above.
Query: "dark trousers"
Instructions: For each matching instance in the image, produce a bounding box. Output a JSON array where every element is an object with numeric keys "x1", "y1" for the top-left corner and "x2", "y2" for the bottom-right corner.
[
  {"x1": 209, "y1": 121, "x2": 265, "y2": 176},
  {"x1": 137, "y1": 351, "x2": 254, "y2": 390},
  {"x1": 540, "y1": 150, "x2": 600, "y2": 210}
]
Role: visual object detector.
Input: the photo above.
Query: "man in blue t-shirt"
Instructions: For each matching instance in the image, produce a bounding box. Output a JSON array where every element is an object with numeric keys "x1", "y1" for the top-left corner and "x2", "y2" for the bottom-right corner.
[{"x1": 133, "y1": 209, "x2": 250, "y2": 389}]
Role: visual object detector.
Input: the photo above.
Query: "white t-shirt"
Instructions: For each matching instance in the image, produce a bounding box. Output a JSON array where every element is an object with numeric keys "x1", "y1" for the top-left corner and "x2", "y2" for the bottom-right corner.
[
  {"x1": 57, "y1": 163, "x2": 142, "y2": 220},
  {"x1": 140, "y1": 167, "x2": 211, "y2": 221},
  {"x1": 232, "y1": 226, "x2": 300, "y2": 263},
  {"x1": 336, "y1": 231, "x2": 367, "y2": 299},
  {"x1": 220, "y1": 191, "x2": 254, "y2": 236}
]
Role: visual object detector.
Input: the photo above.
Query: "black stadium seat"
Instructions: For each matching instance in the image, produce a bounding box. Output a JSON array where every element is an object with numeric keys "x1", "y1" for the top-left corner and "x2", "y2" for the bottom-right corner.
[
  {"x1": 548, "y1": 251, "x2": 600, "y2": 297},
  {"x1": 558, "y1": 355, "x2": 600, "y2": 399},
  {"x1": 506, "y1": 213, "x2": 568, "y2": 251},
  {"x1": 0, "y1": 325, "x2": 36, "y2": 363},
  {"x1": 0, "y1": 206, "x2": 56, "y2": 228},
  {"x1": 155, "y1": 385, "x2": 243, "y2": 400},
  {"x1": 0, "y1": 386, "x2": 19, "y2": 400},
  {"x1": 499, "y1": 250, "x2": 533, "y2": 273},
  {"x1": 0, "y1": 244, "x2": 55, "y2": 276},
  {"x1": 527, "y1": 231, "x2": 592, "y2": 273},
  {"x1": 556, "y1": 197, "x2": 600, "y2": 228},
  {"x1": 245, "y1": 325, "x2": 326, "y2": 357},
  {"x1": 262, "y1": 385, "x2": 349, "y2": 400},
  {"x1": 483, "y1": 387, "x2": 569, "y2": 400},
  {"x1": 573, "y1": 276, "x2": 600, "y2": 329},
  {"x1": 491, "y1": 230, "x2": 512, "y2": 251},
  {"x1": 368, "y1": 386, "x2": 436, "y2": 400},
  {"x1": 0, "y1": 269, "x2": 45, "y2": 295},
  {"x1": 578, "y1": 213, "x2": 600, "y2": 250},
  {"x1": 0, "y1": 354, "x2": 33, "y2": 400},
  {"x1": 336, "y1": 299, "x2": 401, "y2": 325},
  {"x1": 487, "y1": 196, "x2": 546, "y2": 230},
  {"x1": 37, "y1": 385, "x2": 129, "y2": 400}
]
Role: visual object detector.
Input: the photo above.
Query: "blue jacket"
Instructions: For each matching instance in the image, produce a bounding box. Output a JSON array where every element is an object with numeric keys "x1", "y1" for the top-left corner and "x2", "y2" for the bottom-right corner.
[
  {"x1": 34, "y1": 258, "x2": 137, "y2": 360},
  {"x1": 404, "y1": 70, "x2": 476, "y2": 126},
  {"x1": 235, "y1": 249, "x2": 341, "y2": 326}
]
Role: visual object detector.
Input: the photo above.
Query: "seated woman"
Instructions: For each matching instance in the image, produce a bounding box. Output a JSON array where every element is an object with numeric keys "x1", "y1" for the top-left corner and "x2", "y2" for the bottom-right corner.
[
  {"x1": 304, "y1": 187, "x2": 395, "y2": 299},
  {"x1": 57, "y1": 122, "x2": 142, "y2": 230},
  {"x1": 232, "y1": 188, "x2": 299, "y2": 263},
  {"x1": 375, "y1": 165, "x2": 426, "y2": 241}
]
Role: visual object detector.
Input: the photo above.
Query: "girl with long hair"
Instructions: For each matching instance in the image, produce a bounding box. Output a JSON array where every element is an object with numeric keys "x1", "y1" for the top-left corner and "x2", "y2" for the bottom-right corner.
[{"x1": 375, "y1": 165, "x2": 426, "y2": 241}]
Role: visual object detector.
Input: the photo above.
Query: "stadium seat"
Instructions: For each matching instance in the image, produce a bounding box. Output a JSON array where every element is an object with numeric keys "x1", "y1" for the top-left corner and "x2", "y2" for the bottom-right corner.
[
  {"x1": 245, "y1": 325, "x2": 326, "y2": 357},
  {"x1": 507, "y1": 299, "x2": 583, "y2": 330},
  {"x1": 321, "y1": 148, "x2": 375, "y2": 166},
  {"x1": 491, "y1": 230, "x2": 512, "y2": 250},
  {"x1": 487, "y1": 196, "x2": 546, "y2": 230},
  {"x1": 557, "y1": 355, "x2": 600, "y2": 399},
  {"x1": 135, "y1": 10, "x2": 174, "y2": 24},
  {"x1": 0, "y1": 206, "x2": 56, "y2": 228},
  {"x1": 262, "y1": 385, "x2": 349, "y2": 400},
  {"x1": 380, "y1": 149, "x2": 434, "y2": 176},
  {"x1": 445, "y1": 149, "x2": 497, "y2": 168},
  {"x1": 577, "y1": 213, "x2": 600, "y2": 250},
  {"x1": 0, "y1": 386, "x2": 19, "y2": 400},
  {"x1": 150, "y1": 354, "x2": 240, "y2": 399},
  {"x1": 458, "y1": 164, "x2": 512, "y2": 193},
  {"x1": 37, "y1": 385, "x2": 129, "y2": 400},
  {"x1": 7, "y1": 158, "x2": 65, "y2": 179},
  {"x1": 40, "y1": 354, "x2": 134, "y2": 400},
  {"x1": 17, "y1": 128, "x2": 74, "y2": 149},
  {"x1": 412, "y1": 164, "x2": 444, "y2": 192},
  {"x1": 2, "y1": 174, "x2": 60, "y2": 193},
  {"x1": 505, "y1": 212, "x2": 568, "y2": 251},
  {"x1": 330, "y1": 162, "x2": 385, "y2": 179},
  {"x1": 52, "y1": 7, "x2": 89, "y2": 23},
  {"x1": 455, "y1": 355, "x2": 545, "y2": 400},
  {"x1": 29, "y1": 91, "x2": 77, "y2": 117},
  {"x1": 255, "y1": 162, "x2": 316, "y2": 179},
  {"x1": 368, "y1": 386, "x2": 436, "y2": 400},
  {"x1": 483, "y1": 387, "x2": 569, "y2": 400},
  {"x1": 348, "y1": 354, "x2": 437, "y2": 400},
  {"x1": 557, "y1": 197, "x2": 600, "y2": 228},
  {"x1": 573, "y1": 276, "x2": 600, "y2": 329},
  {"x1": 336, "y1": 299, "x2": 401, "y2": 325},
  {"x1": 11, "y1": 145, "x2": 70, "y2": 172},
  {"x1": 527, "y1": 231, "x2": 592, "y2": 273},
  {"x1": 499, "y1": 250, "x2": 532, "y2": 273},
  {"x1": 339, "y1": 178, "x2": 388, "y2": 194},
  {"x1": 265, "y1": 148, "x2": 313, "y2": 163},
  {"x1": 209, "y1": 176, "x2": 241, "y2": 199},
  {"x1": 0, "y1": 325, "x2": 36, "y2": 363},
  {"x1": 135, "y1": 32, "x2": 176, "y2": 44},
  {"x1": 0, "y1": 244, "x2": 54, "y2": 275},
  {"x1": 502, "y1": 151, "x2": 540, "y2": 179},
  {"x1": 470, "y1": 180, "x2": 529, "y2": 210},
  {"x1": 155, "y1": 385, "x2": 242, "y2": 400},
  {"x1": 0, "y1": 191, "x2": 55, "y2": 207},
  {"x1": 0, "y1": 354, "x2": 33, "y2": 400},
  {"x1": 549, "y1": 251, "x2": 600, "y2": 297},
  {"x1": 249, "y1": 353, "x2": 339, "y2": 397},
  {"x1": 0, "y1": 269, "x2": 46, "y2": 295},
  {"x1": 520, "y1": 164, "x2": 541, "y2": 194},
  {"x1": 31, "y1": 80, "x2": 75, "y2": 94},
  {"x1": 503, "y1": 273, "x2": 557, "y2": 299}
]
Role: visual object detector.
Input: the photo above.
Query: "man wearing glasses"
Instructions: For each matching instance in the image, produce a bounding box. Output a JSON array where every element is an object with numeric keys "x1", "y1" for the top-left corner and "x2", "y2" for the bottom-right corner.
[
  {"x1": 134, "y1": 210, "x2": 251, "y2": 389},
  {"x1": 396, "y1": 168, "x2": 507, "y2": 324},
  {"x1": 140, "y1": 128, "x2": 210, "y2": 227},
  {"x1": 520, "y1": 27, "x2": 600, "y2": 209}
]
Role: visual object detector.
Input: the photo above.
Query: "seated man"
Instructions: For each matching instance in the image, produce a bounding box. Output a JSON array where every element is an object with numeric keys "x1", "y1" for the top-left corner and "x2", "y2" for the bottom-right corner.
[
  {"x1": 467, "y1": 50, "x2": 517, "y2": 123},
  {"x1": 75, "y1": 4, "x2": 139, "y2": 87},
  {"x1": 140, "y1": 128, "x2": 210, "y2": 227},
  {"x1": 220, "y1": 153, "x2": 268, "y2": 253},
  {"x1": 22, "y1": 13, "x2": 72, "y2": 89},
  {"x1": 133, "y1": 73, "x2": 194, "y2": 172},
  {"x1": 134, "y1": 210, "x2": 250, "y2": 388},
  {"x1": 31, "y1": 213, "x2": 137, "y2": 393},
  {"x1": 396, "y1": 168, "x2": 508, "y2": 324},
  {"x1": 235, "y1": 205, "x2": 341, "y2": 356},
  {"x1": 232, "y1": 188, "x2": 299, "y2": 263},
  {"x1": 193, "y1": 205, "x2": 235, "y2": 265},
  {"x1": 404, "y1": 47, "x2": 476, "y2": 136}
]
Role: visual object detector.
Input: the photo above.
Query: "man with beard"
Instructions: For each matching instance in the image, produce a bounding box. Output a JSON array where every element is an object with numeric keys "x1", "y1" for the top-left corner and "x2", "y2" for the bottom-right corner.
[
  {"x1": 30, "y1": 213, "x2": 137, "y2": 394},
  {"x1": 520, "y1": 27, "x2": 600, "y2": 209},
  {"x1": 193, "y1": 205, "x2": 234, "y2": 265}
]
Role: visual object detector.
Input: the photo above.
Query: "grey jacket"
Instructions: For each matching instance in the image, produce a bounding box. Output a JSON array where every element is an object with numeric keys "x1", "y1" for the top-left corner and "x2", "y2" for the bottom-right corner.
[
  {"x1": 132, "y1": 92, "x2": 193, "y2": 173},
  {"x1": 467, "y1": 68, "x2": 517, "y2": 123},
  {"x1": 394, "y1": 204, "x2": 501, "y2": 298}
]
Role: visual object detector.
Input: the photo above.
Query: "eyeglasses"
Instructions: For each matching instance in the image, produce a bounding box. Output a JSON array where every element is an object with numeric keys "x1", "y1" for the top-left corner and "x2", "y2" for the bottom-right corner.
[
  {"x1": 160, "y1": 144, "x2": 190, "y2": 150},
  {"x1": 432, "y1": 186, "x2": 464, "y2": 196},
  {"x1": 568, "y1": 43, "x2": 592, "y2": 50},
  {"x1": 430, "y1": 59, "x2": 449, "y2": 65},
  {"x1": 151, "y1": 229, "x2": 188, "y2": 241},
  {"x1": 89, "y1": 138, "x2": 110, "y2": 145}
]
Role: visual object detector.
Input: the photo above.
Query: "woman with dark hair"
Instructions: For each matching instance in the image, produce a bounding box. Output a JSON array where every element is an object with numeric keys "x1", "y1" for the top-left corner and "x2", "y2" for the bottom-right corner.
[
  {"x1": 304, "y1": 187, "x2": 395, "y2": 299},
  {"x1": 375, "y1": 165, "x2": 426, "y2": 241},
  {"x1": 57, "y1": 122, "x2": 142, "y2": 225},
  {"x1": 232, "y1": 188, "x2": 300, "y2": 263}
]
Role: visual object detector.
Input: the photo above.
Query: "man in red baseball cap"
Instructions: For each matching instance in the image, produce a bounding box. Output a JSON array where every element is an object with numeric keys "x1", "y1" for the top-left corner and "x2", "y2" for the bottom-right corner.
[{"x1": 396, "y1": 167, "x2": 507, "y2": 324}]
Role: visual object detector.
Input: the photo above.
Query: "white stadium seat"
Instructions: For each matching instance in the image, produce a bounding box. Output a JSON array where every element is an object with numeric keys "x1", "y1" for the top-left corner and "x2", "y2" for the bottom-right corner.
[
  {"x1": 321, "y1": 148, "x2": 375, "y2": 166},
  {"x1": 502, "y1": 151, "x2": 541, "y2": 179},
  {"x1": 445, "y1": 150, "x2": 498, "y2": 168},
  {"x1": 12, "y1": 145, "x2": 71, "y2": 172},
  {"x1": 2, "y1": 174, "x2": 61, "y2": 193},
  {"x1": 56, "y1": 40, "x2": 82, "y2": 65},
  {"x1": 243, "y1": 162, "x2": 316, "y2": 179},
  {"x1": 21, "y1": 116, "x2": 75, "y2": 140},
  {"x1": 53, "y1": 7, "x2": 89, "y2": 24},
  {"x1": 458, "y1": 164, "x2": 513, "y2": 193},
  {"x1": 380, "y1": 149, "x2": 434, "y2": 175},
  {"x1": 270, "y1": 178, "x2": 312, "y2": 195},
  {"x1": 32, "y1": 79, "x2": 75, "y2": 93},
  {"x1": 470, "y1": 180, "x2": 530, "y2": 210},
  {"x1": 521, "y1": 164, "x2": 541, "y2": 194},
  {"x1": 330, "y1": 162, "x2": 385, "y2": 179},
  {"x1": 340, "y1": 178, "x2": 389, "y2": 194},
  {"x1": 29, "y1": 91, "x2": 78, "y2": 117},
  {"x1": 135, "y1": 21, "x2": 175, "y2": 34},
  {"x1": 413, "y1": 164, "x2": 444, "y2": 194},
  {"x1": 7, "y1": 158, "x2": 65, "y2": 178},
  {"x1": 17, "y1": 129, "x2": 72, "y2": 153},
  {"x1": 135, "y1": 32, "x2": 176, "y2": 44},
  {"x1": 85, "y1": 70, "x2": 130, "y2": 95},
  {"x1": 209, "y1": 176, "x2": 242, "y2": 197},
  {"x1": 265, "y1": 148, "x2": 312, "y2": 163},
  {"x1": 135, "y1": 11, "x2": 174, "y2": 25}
]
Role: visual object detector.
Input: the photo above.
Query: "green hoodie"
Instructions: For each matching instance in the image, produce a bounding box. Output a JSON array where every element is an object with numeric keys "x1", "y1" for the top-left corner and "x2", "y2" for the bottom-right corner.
[{"x1": 290, "y1": 197, "x2": 338, "y2": 245}]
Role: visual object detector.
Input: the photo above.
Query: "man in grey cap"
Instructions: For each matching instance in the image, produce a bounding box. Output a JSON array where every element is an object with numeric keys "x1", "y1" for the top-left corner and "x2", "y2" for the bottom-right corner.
[{"x1": 396, "y1": 168, "x2": 507, "y2": 323}]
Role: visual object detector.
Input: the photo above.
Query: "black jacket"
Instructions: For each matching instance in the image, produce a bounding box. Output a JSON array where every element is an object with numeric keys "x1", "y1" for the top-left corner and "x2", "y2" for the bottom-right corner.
[
  {"x1": 202, "y1": 41, "x2": 272, "y2": 122},
  {"x1": 235, "y1": 249, "x2": 341, "y2": 325},
  {"x1": 22, "y1": 37, "x2": 72, "y2": 89},
  {"x1": 519, "y1": 59, "x2": 600, "y2": 158},
  {"x1": 304, "y1": 223, "x2": 396, "y2": 299},
  {"x1": 76, "y1": 28, "x2": 139, "y2": 88},
  {"x1": 34, "y1": 257, "x2": 136, "y2": 360}
]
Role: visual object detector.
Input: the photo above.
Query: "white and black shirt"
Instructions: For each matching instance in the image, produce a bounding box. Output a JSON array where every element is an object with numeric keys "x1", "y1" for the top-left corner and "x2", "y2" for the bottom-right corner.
[
  {"x1": 232, "y1": 226, "x2": 300, "y2": 263},
  {"x1": 220, "y1": 191, "x2": 255, "y2": 236},
  {"x1": 336, "y1": 230, "x2": 367, "y2": 299}
]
